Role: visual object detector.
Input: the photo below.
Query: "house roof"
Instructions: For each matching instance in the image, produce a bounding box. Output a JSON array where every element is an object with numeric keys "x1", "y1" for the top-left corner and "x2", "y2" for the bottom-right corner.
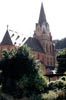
[
  {"x1": 38, "y1": 3, "x2": 47, "y2": 26},
  {"x1": 24, "y1": 37, "x2": 44, "y2": 53},
  {"x1": 0, "y1": 30, "x2": 13, "y2": 45}
]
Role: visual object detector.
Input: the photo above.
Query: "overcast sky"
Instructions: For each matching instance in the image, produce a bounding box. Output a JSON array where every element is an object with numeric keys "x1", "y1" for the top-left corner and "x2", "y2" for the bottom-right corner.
[{"x1": 0, "y1": 0, "x2": 66, "y2": 42}]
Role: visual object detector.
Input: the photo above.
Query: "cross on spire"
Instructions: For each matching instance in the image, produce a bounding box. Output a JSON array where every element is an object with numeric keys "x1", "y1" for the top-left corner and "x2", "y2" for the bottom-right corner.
[{"x1": 7, "y1": 25, "x2": 9, "y2": 31}]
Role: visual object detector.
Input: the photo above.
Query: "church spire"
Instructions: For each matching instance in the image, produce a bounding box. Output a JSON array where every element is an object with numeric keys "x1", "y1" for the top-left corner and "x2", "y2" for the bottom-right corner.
[
  {"x1": 0, "y1": 26, "x2": 13, "y2": 45},
  {"x1": 7, "y1": 25, "x2": 9, "y2": 31},
  {"x1": 38, "y1": 3, "x2": 47, "y2": 26}
]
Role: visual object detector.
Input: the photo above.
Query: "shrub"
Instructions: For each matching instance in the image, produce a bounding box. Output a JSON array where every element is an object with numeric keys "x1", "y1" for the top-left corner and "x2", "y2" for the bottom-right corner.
[
  {"x1": 48, "y1": 81, "x2": 56, "y2": 90},
  {"x1": 41, "y1": 91, "x2": 57, "y2": 100},
  {"x1": 48, "y1": 79, "x2": 66, "y2": 91},
  {"x1": 59, "y1": 76, "x2": 66, "y2": 81},
  {"x1": 56, "y1": 90, "x2": 66, "y2": 100}
]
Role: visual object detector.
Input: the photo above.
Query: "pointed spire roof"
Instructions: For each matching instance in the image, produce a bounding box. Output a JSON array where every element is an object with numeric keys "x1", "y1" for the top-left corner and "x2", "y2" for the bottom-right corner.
[
  {"x1": 0, "y1": 29, "x2": 13, "y2": 45},
  {"x1": 38, "y1": 3, "x2": 47, "y2": 26}
]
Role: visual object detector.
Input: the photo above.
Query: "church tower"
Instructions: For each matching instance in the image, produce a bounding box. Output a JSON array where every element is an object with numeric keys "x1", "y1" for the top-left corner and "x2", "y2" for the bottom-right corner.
[
  {"x1": 33, "y1": 3, "x2": 55, "y2": 68},
  {"x1": 34, "y1": 3, "x2": 55, "y2": 56}
]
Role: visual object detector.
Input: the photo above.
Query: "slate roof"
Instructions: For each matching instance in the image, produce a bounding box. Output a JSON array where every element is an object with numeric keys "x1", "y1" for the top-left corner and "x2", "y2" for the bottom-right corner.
[
  {"x1": 39, "y1": 3, "x2": 47, "y2": 26},
  {"x1": 24, "y1": 37, "x2": 44, "y2": 53},
  {"x1": 0, "y1": 30, "x2": 13, "y2": 45}
]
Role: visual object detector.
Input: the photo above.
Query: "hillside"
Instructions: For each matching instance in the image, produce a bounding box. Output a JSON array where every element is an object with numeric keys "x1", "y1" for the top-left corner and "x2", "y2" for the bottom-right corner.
[{"x1": 53, "y1": 38, "x2": 66, "y2": 49}]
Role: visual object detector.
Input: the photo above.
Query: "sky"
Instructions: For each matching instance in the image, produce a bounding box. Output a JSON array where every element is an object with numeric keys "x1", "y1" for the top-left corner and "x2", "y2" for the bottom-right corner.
[{"x1": 0, "y1": 0, "x2": 66, "y2": 43}]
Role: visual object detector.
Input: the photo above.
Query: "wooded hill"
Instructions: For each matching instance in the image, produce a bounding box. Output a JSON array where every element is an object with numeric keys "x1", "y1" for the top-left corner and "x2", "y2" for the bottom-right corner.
[{"x1": 53, "y1": 38, "x2": 66, "y2": 49}]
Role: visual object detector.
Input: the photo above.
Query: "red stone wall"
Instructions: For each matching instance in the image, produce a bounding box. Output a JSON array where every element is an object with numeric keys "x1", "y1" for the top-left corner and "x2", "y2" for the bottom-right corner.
[{"x1": 32, "y1": 51, "x2": 55, "y2": 74}]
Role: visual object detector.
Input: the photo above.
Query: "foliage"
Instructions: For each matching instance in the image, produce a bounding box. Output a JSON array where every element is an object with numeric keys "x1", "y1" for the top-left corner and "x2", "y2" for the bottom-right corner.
[
  {"x1": 57, "y1": 49, "x2": 66, "y2": 73},
  {"x1": 60, "y1": 76, "x2": 66, "y2": 81},
  {"x1": 1, "y1": 45, "x2": 66, "y2": 99},
  {"x1": 56, "y1": 90, "x2": 66, "y2": 100},
  {"x1": 48, "y1": 81, "x2": 56, "y2": 90},
  {"x1": 48, "y1": 78, "x2": 66, "y2": 91},
  {"x1": 0, "y1": 45, "x2": 47, "y2": 99},
  {"x1": 41, "y1": 90, "x2": 66, "y2": 100},
  {"x1": 0, "y1": 95, "x2": 7, "y2": 100},
  {"x1": 54, "y1": 80, "x2": 65, "y2": 90},
  {"x1": 54, "y1": 38, "x2": 66, "y2": 49},
  {"x1": 41, "y1": 91, "x2": 57, "y2": 100}
]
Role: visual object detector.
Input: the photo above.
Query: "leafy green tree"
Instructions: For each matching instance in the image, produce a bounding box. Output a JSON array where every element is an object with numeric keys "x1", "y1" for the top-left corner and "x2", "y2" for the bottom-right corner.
[
  {"x1": 48, "y1": 77, "x2": 66, "y2": 92},
  {"x1": 57, "y1": 49, "x2": 66, "y2": 73},
  {"x1": 0, "y1": 45, "x2": 47, "y2": 99}
]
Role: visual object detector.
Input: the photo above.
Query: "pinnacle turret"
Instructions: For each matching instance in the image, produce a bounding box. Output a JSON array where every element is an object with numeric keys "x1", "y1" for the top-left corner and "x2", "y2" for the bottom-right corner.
[{"x1": 0, "y1": 29, "x2": 13, "y2": 45}]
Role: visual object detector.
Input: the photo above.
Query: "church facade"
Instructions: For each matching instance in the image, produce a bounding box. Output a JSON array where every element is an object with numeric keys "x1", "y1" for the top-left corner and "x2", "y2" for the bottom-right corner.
[
  {"x1": 25, "y1": 3, "x2": 55, "y2": 74},
  {"x1": 0, "y1": 3, "x2": 56, "y2": 75}
]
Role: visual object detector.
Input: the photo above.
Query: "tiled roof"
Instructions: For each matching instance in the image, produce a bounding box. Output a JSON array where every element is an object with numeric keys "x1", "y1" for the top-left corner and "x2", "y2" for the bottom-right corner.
[
  {"x1": 24, "y1": 37, "x2": 44, "y2": 53},
  {"x1": 0, "y1": 30, "x2": 13, "y2": 45}
]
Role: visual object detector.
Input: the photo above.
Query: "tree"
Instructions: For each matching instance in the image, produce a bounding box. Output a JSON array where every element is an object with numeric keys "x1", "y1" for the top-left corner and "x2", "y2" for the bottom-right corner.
[
  {"x1": 54, "y1": 38, "x2": 66, "y2": 49},
  {"x1": 57, "y1": 49, "x2": 66, "y2": 74},
  {"x1": 0, "y1": 45, "x2": 47, "y2": 99}
]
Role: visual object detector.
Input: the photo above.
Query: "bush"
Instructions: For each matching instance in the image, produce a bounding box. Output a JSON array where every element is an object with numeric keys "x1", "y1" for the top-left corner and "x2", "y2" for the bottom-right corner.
[
  {"x1": 59, "y1": 76, "x2": 66, "y2": 81},
  {"x1": 41, "y1": 91, "x2": 57, "y2": 100},
  {"x1": 48, "y1": 79, "x2": 66, "y2": 91},
  {"x1": 56, "y1": 90, "x2": 66, "y2": 100},
  {"x1": 48, "y1": 81, "x2": 56, "y2": 90},
  {"x1": 54, "y1": 80, "x2": 65, "y2": 90}
]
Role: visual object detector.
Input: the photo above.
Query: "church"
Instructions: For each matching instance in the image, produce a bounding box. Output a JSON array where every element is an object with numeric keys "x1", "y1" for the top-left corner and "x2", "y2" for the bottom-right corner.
[
  {"x1": 25, "y1": 3, "x2": 55, "y2": 74},
  {"x1": 0, "y1": 3, "x2": 55, "y2": 75}
]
